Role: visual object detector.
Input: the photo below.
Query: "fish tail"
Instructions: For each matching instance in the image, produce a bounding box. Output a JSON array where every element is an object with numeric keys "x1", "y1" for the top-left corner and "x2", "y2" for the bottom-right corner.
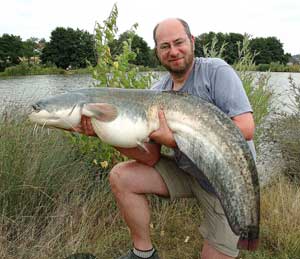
[
  {"x1": 237, "y1": 226, "x2": 260, "y2": 250},
  {"x1": 237, "y1": 238, "x2": 259, "y2": 250}
]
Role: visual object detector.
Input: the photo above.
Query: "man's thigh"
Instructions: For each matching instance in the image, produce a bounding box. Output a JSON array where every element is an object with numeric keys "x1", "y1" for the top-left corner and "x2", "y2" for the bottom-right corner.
[{"x1": 154, "y1": 156, "x2": 194, "y2": 200}]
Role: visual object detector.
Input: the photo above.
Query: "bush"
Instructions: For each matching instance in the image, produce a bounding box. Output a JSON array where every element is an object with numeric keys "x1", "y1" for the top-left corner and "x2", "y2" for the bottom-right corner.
[
  {"x1": 267, "y1": 76, "x2": 300, "y2": 182},
  {"x1": 256, "y1": 64, "x2": 270, "y2": 72},
  {"x1": 0, "y1": 62, "x2": 66, "y2": 76}
]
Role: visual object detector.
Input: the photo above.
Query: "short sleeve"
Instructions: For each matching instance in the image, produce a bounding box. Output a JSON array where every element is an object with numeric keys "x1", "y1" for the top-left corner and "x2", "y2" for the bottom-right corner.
[{"x1": 212, "y1": 65, "x2": 252, "y2": 117}]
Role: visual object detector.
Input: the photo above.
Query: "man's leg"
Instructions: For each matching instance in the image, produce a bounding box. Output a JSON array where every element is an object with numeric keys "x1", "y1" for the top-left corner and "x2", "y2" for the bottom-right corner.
[
  {"x1": 189, "y1": 177, "x2": 240, "y2": 259},
  {"x1": 109, "y1": 160, "x2": 170, "y2": 250}
]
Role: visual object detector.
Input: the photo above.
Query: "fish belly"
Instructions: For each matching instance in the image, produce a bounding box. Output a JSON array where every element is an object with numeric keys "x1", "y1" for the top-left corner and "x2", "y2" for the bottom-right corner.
[{"x1": 91, "y1": 116, "x2": 150, "y2": 147}]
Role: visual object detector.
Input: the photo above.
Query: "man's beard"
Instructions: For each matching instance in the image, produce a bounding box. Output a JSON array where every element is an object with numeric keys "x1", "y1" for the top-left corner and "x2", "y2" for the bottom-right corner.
[{"x1": 162, "y1": 51, "x2": 194, "y2": 76}]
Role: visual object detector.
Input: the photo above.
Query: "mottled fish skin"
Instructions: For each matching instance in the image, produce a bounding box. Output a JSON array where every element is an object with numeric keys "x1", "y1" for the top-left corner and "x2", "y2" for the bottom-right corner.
[{"x1": 29, "y1": 87, "x2": 260, "y2": 249}]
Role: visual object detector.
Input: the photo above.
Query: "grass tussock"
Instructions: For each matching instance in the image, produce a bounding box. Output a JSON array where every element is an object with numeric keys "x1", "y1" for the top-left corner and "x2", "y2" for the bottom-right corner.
[
  {"x1": 247, "y1": 177, "x2": 300, "y2": 259},
  {"x1": 264, "y1": 76, "x2": 300, "y2": 182},
  {"x1": 268, "y1": 114, "x2": 300, "y2": 181},
  {"x1": 260, "y1": 178, "x2": 300, "y2": 256}
]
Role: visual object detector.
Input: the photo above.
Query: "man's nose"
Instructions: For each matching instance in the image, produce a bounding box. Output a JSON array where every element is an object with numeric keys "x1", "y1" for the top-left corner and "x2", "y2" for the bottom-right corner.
[{"x1": 169, "y1": 45, "x2": 179, "y2": 56}]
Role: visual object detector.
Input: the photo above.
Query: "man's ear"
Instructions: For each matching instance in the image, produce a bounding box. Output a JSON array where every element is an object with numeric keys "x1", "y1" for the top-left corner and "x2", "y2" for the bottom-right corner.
[
  {"x1": 155, "y1": 48, "x2": 159, "y2": 59},
  {"x1": 191, "y1": 35, "x2": 195, "y2": 52},
  {"x1": 154, "y1": 48, "x2": 161, "y2": 64}
]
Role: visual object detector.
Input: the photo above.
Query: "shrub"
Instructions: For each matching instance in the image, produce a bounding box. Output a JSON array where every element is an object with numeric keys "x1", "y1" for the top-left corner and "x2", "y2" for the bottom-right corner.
[
  {"x1": 267, "y1": 76, "x2": 300, "y2": 181},
  {"x1": 69, "y1": 3, "x2": 157, "y2": 170}
]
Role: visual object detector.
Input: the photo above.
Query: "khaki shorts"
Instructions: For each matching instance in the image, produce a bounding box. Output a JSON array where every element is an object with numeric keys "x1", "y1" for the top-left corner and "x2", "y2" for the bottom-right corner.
[{"x1": 154, "y1": 156, "x2": 240, "y2": 258}]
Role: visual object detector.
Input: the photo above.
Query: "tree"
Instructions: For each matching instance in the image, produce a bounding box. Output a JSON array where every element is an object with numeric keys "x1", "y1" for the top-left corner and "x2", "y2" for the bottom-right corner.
[
  {"x1": 22, "y1": 37, "x2": 39, "y2": 64},
  {"x1": 195, "y1": 32, "x2": 244, "y2": 64},
  {"x1": 110, "y1": 31, "x2": 152, "y2": 67},
  {"x1": 223, "y1": 33, "x2": 244, "y2": 64},
  {"x1": 194, "y1": 32, "x2": 217, "y2": 58},
  {"x1": 0, "y1": 34, "x2": 23, "y2": 72},
  {"x1": 249, "y1": 37, "x2": 287, "y2": 64},
  {"x1": 41, "y1": 27, "x2": 96, "y2": 69},
  {"x1": 148, "y1": 48, "x2": 160, "y2": 68}
]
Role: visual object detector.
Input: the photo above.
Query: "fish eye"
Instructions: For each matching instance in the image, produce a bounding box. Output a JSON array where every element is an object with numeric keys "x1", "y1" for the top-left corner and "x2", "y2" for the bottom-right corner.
[{"x1": 32, "y1": 104, "x2": 41, "y2": 112}]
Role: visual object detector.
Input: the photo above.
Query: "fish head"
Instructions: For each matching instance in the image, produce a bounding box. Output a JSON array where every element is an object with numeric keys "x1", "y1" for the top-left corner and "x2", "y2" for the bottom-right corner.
[{"x1": 29, "y1": 92, "x2": 87, "y2": 130}]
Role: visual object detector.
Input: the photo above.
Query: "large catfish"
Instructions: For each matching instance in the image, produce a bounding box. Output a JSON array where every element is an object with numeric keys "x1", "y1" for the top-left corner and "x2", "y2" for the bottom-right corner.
[{"x1": 29, "y1": 87, "x2": 260, "y2": 250}]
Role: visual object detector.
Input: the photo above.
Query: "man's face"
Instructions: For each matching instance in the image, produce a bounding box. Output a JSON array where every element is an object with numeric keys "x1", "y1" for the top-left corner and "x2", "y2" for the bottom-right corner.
[{"x1": 155, "y1": 20, "x2": 194, "y2": 75}]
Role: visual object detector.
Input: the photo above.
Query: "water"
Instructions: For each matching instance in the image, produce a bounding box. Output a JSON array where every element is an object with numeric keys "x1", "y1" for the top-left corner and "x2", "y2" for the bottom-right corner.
[
  {"x1": 0, "y1": 74, "x2": 96, "y2": 114},
  {"x1": 267, "y1": 72, "x2": 300, "y2": 113},
  {"x1": 1, "y1": 72, "x2": 299, "y2": 185},
  {"x1": 1, "y1": 71, "x2": 300, "y2": 119}
]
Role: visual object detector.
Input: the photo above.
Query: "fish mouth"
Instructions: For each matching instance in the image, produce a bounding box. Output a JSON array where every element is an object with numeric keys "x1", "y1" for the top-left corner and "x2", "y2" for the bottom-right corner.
[
  {"x1": 28, "y1": 103, "x2": 82, "y2": 131},
  {"x1": 28, "y1": 112, "x2": 60, "y2": 125}
]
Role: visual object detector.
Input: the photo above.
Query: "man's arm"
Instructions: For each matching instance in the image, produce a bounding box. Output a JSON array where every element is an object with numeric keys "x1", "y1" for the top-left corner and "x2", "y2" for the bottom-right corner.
[
  {"x1": 231, "y1": 112, "x2": 255, "y2": 141},
  {"x1": 115, "y1": 144, "x2": 162, "y2": 166}
]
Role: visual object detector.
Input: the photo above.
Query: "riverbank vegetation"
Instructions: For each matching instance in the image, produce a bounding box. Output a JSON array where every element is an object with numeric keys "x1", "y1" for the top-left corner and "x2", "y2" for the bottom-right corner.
[
  {"x1": 1, "y1": 4, "x2": 300, "y2": 259},
  {"x1": 0, "y1": 62, "x2": 92, "y2": 77},
  {"x1": 1, "y1": 61, "x2": 300, "y2": 78}
]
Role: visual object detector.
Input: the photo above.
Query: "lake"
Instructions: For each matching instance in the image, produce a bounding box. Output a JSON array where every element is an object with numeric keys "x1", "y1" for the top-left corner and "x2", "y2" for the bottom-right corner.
[
  {"x1": 1, "y1": 71, "x2": 299, "y2": 185},
  {"x1": 0, "y1": 74, "x2": 95, "y2": 114},
  {"x1": 1, "y1": 72, "x2": 300, "y2": 115}
]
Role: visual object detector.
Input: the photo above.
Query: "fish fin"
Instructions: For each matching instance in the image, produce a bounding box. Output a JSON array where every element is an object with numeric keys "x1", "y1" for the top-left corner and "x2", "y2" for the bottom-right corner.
[
  {"x1": 136, "y1": 141, "x2": 150, "y2": 153},
  {"x1": 173, "y1": 133, "x2": 199, "y2": 166},
  {"x1": 83, "y1": 103, "x2": 118, "y2": 122},
  {"x1": 237, "y1": 238, "x2": 259, "y2": 251}
]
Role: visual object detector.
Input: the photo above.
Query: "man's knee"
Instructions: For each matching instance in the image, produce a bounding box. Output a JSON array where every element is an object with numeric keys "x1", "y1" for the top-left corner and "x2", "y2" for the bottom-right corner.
[
  {"x1": 109, "y1": 162, "x2": 128, "y2": 191},
  {"x1": 109, "y1": 161, "x2": 140, "y2": 193}
]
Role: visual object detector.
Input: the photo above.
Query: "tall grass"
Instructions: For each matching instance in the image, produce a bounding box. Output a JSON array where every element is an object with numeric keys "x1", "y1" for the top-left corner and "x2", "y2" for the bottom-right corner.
[
  {"x1": 0, "y1": 114, "x2": 100, "y2": 258},
  {"x1": 1, "y1": 116, "x2": 300, "y2": 258},
  {"x1": 240, "y1": 177, "x2": 300, "y2": 259},
  {"x1": 0, "y1": 114, "x2": 203, "y2": 258}
]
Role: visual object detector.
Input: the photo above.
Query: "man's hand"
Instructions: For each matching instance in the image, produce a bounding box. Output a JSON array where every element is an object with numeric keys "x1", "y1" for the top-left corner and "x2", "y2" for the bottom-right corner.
[
  {"x1": 149, "y1": 110, "x2": 177, "y2": 148},
  {"x1": 73, "y1": 115, "x2": 97, "y2": 136}
]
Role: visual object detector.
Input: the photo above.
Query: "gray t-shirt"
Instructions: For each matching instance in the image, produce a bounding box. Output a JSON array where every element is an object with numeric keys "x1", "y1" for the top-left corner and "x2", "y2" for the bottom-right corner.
[{"x1": 152, "y1": 57, "x2": 256, "y2": 193}]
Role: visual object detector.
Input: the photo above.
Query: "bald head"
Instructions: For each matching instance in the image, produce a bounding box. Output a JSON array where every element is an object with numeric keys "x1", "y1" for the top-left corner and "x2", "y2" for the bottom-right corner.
[{"x1": 153, "y1": 18, "x2": 192, "y2": 46}]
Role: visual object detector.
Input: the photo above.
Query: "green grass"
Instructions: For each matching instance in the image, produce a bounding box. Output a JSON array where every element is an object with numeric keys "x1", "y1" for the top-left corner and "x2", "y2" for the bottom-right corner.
[{"x1": 0, "y1": 63, "x2": 93, "y2": 77}]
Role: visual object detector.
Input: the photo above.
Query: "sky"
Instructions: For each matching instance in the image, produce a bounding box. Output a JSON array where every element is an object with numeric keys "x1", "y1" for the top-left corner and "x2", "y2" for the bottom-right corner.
[{"x1": 1, "y1": 0, "x2": 299, "y2": 55}]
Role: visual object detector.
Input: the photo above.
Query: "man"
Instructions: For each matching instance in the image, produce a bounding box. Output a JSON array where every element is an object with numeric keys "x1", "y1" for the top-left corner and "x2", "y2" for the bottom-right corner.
[{"x1": 78, "y1": 18, "x2": 255, "y2": 259}]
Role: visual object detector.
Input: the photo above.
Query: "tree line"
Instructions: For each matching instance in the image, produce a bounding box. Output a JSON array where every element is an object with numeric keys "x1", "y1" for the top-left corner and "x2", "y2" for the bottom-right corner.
[{"x1": 0, "y1": 27, "x2": 291, "y2": 72}]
